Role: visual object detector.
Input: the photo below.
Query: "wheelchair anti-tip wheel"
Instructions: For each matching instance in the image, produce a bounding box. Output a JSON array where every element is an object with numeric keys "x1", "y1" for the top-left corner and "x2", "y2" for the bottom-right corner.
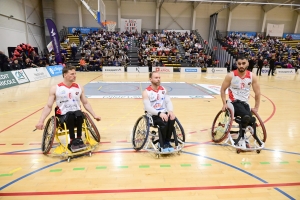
[
  {"x1": 211, "y1": 108, "x2": 233, "y2": 143},
  {"x1": 132, "y1": 115, "x2": 149, "y2": 151},
  {"x1": 41, "y1": 116, "x2": 56, "y2": 154}
]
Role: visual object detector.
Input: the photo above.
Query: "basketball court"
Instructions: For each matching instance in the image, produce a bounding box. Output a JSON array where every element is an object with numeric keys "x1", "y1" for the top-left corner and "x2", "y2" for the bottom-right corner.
[{"x1": 0, "y1": 72, "x2": 299, "y2": 200}]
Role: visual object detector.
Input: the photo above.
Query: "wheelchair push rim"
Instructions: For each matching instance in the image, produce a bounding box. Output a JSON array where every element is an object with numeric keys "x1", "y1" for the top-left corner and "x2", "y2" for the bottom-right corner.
[
  {"x1": 132, "y1": 115, "x2": 149, "y2": 151},
  {"x1": 251, "y1": 109, "x2": 267, "y2": 143},
  {"x1": 211, "y1": 108, "x2": 233, "y2": 143},
  {"x1": 83, "y1": 112, "x2": 100, "y2": 143},
  {"x1": 41, "y1": 116, "x2": 56, "y2": 154}
]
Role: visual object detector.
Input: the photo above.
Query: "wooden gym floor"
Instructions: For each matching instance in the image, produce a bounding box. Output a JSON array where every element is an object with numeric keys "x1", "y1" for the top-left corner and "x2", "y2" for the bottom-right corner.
[{"x1": 0, "y1": 72, "x2": 299, "y2": 200}]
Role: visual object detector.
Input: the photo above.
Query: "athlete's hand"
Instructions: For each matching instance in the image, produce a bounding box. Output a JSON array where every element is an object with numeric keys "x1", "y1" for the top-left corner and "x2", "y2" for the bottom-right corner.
[
  {"x1": 35, "y1": 122, "x2": 44, "y2": 130},
  {"x1": 221, "y1": 104, "x2": 228, "y2": 112},
  {"x1": 160, "y1": 113, "x2": 168, "y2": 122},
  {"x1": 252, "y1": 107, "x2": 259, "y2": 113},
  {"x1": 168, "y1": 111, "x2": 176, "y2": 120},
  {"x1": 93, "y1": 115, "x2": 101, "y2": 121}
]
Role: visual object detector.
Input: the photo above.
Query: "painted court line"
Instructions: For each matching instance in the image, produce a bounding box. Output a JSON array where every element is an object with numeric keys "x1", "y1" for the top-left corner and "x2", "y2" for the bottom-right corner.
[{"x1": 0, "y1": 182, "x2": 300, "y2": 196}]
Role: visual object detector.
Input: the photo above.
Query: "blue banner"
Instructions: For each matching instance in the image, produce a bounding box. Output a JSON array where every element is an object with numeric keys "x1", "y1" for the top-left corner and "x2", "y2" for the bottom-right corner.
[
  {"x1": 46, "y1": 65, "x2": 63, "y2": 77},
  {"x1": 68, "y1": 27, "x2": 100, "y2": 34},
  {"x1": 283, "y1": 33, "x2": 300, "y2": 40},
  {"x1": 228, "y1": 31, "x2": 257, "y2": 38},
  {"x1": 46, "y1": 19, "x2": 62, "y2": 64}
]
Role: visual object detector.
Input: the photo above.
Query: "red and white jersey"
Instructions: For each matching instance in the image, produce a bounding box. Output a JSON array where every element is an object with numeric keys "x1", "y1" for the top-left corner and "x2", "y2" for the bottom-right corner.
[
  {"x1": 146, "y1": 85, "x2": 167, "y2": 113},
  {"x1": 228, "y1": 70, "x2": 252, "y2": 103},
  {"x1": 55, "y1": 82, "x2": 82, "y2": 115}
]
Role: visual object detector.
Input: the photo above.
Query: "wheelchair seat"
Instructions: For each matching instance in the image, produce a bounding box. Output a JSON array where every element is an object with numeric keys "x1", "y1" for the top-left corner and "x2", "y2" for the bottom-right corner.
[{"x1": 131, "y1": 112, "x2": 185, "y2": 158}]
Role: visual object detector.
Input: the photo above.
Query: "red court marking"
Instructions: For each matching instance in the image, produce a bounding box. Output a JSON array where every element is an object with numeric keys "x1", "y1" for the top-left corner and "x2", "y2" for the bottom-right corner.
[
  {"x1": 189, "y1": 131, "x2": 197, "y2": 134},
  {"x1": 88, "y1": 74, "x2": 103, "y2": 83},
  {"x1": 11, "y1": 144, "x2": 24, "y2": 146},
  {"x1": 116, "y1": 140, "x2": 128, "y2": 143},
  {"x1": 0, "y1": 182, "x2": 299, "y2": 196},
  {"x1": 260, "y1": 94, "x2": 276, "y2": 124},
  {"x1": 100, "y1": 142, "x2": 111, "y2": 144},
  {"x1": 0, "y1": 144, "x2": 5, "y2": 145},
  {"x1": 0, "y1": 108, "x2": 43, "y2": 134}
]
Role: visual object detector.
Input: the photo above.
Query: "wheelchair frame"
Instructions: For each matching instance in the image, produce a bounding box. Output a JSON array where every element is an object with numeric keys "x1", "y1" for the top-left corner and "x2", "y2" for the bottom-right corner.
[
  {"x1": 211, "y1": 106, "x2": 267, "y2": 154},
  {"x1": 131, "y1": 113, "x2": 185, "y2": 158},
  {"x1": 41, "y1": 112, "x2": 100, "y2": 162}
]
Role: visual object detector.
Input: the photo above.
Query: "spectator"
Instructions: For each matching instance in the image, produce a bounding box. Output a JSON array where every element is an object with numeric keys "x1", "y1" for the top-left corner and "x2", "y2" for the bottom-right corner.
[{"x1": 79, "y1": 57, "x2": 88, "y2": 71}]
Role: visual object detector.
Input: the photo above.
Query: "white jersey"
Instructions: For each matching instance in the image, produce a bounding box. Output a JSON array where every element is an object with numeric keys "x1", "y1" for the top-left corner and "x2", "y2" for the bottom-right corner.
[
  {"x1": 55, "y1": 82, "x2": 82, "y2": 115},
  {"x1": 146, "y1": 85, "x2": 167, "y2": 113},
  {"x1": 228, "y1": 70, "x2": 252, "y2": 103}
]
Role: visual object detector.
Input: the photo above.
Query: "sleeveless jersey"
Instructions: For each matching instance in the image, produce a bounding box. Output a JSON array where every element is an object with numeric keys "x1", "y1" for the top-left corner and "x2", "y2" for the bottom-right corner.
[
  {"x1": 228, "y1": 70, "x2": 252, "y2": 103},
  {"x1": 55, "y1": 82, "x2": 82, "y2": 115},
  {"x1": 146, "y1": 85, "x2": 167, "y2": 113}
]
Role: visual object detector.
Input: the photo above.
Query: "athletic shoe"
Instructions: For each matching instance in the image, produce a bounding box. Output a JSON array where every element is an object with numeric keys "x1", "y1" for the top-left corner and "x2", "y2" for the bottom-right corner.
[
  {"x1": 166, "y1": 142, "x2": 174, "y2": 152},
  {"x1": 77, "y1": 138, "x2": 86, "y2": 148}
]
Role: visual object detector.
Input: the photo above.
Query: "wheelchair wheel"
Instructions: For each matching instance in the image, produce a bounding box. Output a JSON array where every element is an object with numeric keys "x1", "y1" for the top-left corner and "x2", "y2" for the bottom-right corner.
[
  {"x1": 211, "y1": 108, "x2": 233, "y2": 143},
  {"x1": 41, "y1": 116, "x2": 56, "y2": 154},
  {"x1": 132, "y1": 115, "x2": 149, "y2": 151},
  {"x1": 251, "y1": 109, "x2": 267, "y2": 143},
  {"x1": 173, "y1": 118, "x2": 185, "y2": 143},
  {"x1": 83, "y1": 112, "x2": 100, "y2": 143}
]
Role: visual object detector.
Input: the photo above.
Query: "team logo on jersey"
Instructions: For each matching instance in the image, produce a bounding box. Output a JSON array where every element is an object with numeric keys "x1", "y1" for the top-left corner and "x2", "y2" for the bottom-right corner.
[
  {"x1": 69, "y1": 93, "x2": 72, "y2": 99},
  {"x1": 60, "y1": 90, "x2": 66, "y2": 95},
  {"x1": 248, "y1": 82, "x2": 251, "y2": 85},
  {"x1": 241, "y1": 83, "x2": 245, "y2": 89},
  {"x1": 76, "y1": 92, "x2": 79, "y2": 95},
  {"x1": 162, "y1": 91, "x2": 165, "y2": 94}
]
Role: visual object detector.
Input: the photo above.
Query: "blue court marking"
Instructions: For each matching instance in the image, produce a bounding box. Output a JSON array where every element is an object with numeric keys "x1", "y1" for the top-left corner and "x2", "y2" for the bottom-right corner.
[
  {"x1": 263, "y1": 148, "x2": 300, "y2": 156},
  {"x1": 0, "y1": 160, "x2": 65, "y2": 191},
  {"x1": 3, "y1": 148, "x2": 41, "y2": 154},
  {"x1": 183, "y1": 151, "x2": 295, "y2": 200},
  {"x1": 163, "y1": 85, "x2": 173, "y2": 93}
]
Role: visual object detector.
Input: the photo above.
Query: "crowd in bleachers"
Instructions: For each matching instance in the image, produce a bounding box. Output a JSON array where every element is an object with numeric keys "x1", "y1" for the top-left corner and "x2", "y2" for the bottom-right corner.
[
  {"x1": 137, "y1": 31, "x2": 215, "y2": 69},
  {"x1": 220, "y1": 32, "x2": 300, "y2": 71},
  {"x1": 77, "y1": 30, "x2": 132, "y2": 71}
]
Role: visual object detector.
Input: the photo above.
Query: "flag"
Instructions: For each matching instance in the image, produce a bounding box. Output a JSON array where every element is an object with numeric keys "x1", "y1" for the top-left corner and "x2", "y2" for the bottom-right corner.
[{"x1": 46, "y1": 19, "x2": 62, "y2": 63}]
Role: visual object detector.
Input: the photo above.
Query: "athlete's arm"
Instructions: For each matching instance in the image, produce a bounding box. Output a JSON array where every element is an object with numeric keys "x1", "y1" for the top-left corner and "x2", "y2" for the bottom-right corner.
[
  {"x1": 251, "y1": 73, "x2": 261, "y2": 113},
  {"x1": 35, "y1": 85, "x2": 56, "y2": 130},
  {"x1": 142, "y1": 90, "x2": 159, "y2": 115},
  {"x1": 80, "y1": 87, "x2": 101, "y2": 121},
  {"x1": 220, "y1": 73, "x2": 232, "y2": 111}
]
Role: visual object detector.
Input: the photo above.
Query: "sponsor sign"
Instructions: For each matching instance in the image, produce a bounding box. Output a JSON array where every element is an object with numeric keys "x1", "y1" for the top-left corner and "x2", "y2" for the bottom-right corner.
[
  {"x1": 103, "y1": 67, "x2": 125, "y2": 73},
  {"x1": 23, "y1": 68, "x2": 51, "y2": 82},
  {"x1": 11, "y1": 70, "x2": 29, "y2": 84},
  {"x1": 181, "y1": 68, "x2": 201, "y2": 73},
  {"x1": 127, "y1": 66, "x2": 148, "y2": 73},
  {"x1": 276, "y1": 69, "x2": 295, "y2": 74},
  {"x1": 46, "y1": 65, "x2": 63, "y2": 77},
  {"x1": 253, "y1": 68, "x2": 269, "y2": 75},
  {"x1": 0, "y1": 71, "x2": 19, "y2": 89},
  {"x1": 86, "y1": 95, "x2": 214, "y2": 99},
  {"x1": 68, "y1": 27, "x2": 99, "y2": 34},
  {"x1": 152, "y1": 67, "x2": 173, "y2": 73},
  {"x1": 206, "y1": 68, "x2": 227, "y2": 74},
  {"x1": 46, "y1": 19, "x2": 62, "y2": 63},
  {"x1": 283, "y1": 33, "x2": 300, "y2": 40}
]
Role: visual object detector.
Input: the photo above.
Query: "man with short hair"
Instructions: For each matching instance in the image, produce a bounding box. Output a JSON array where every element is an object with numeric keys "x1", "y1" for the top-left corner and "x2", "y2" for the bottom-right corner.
[
  {"x1": 35, "y1": 65, "x2": 101, "y2": 152},
  {"x1": 220, "y1": 55, "x2": 261, "y2": 147},
  {"x1": 142, "y1": 71, "x2": 176, "y2": 152}
]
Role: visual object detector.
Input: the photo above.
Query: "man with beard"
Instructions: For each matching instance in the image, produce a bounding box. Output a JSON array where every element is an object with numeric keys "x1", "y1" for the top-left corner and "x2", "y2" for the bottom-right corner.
[
  {"x1": 142, "y1": 71, "x2": 176, "y2": 153},
  {"x1": 220, "y1": 55, "x2": 261, "y2": 147}
]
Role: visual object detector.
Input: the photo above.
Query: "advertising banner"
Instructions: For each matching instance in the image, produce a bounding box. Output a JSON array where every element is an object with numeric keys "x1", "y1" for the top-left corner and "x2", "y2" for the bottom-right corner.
[
  {"x1": 46, "y1": 19, "x2": 62, "y2": 63},
  {"x1": 276, "y1": 69, "x2": 295, "y2": 74},
  {"x1": 68, "y1": 27, "x2": 99, "y2": 34},
  {"x1": 23, "y1": 68, "x2": 51, "y2": 82},
  {"x1": 102, "y1": 67, "x2": 125, "y2": 73},
  {"x1": 253, "y1": 68, "x2": 270, "y2": 75},
  {"x1": 152, "y1": 67, "x2": 173, "y2": 73},
  {"x1": 206, "y1": 68, "x2": 227, "y2": 74},
  {"x1": 181, "y1": 68, "x2": 201, "y2": 73},
  {"x1": 11, "y1": 70, "x2": 30, "y2": 84},
  {"x1": 46, "y1": 65, "x2": 63, "y2": 77},
  {"x1": 127, "y1": 67, "x2": 148, "y2": 73},
  {"x1": 283, "y1": 33, "x2": 300, "y2": 40},
  {"x1": 0, "y1": 71, "x2": 19, "y2": 89}
]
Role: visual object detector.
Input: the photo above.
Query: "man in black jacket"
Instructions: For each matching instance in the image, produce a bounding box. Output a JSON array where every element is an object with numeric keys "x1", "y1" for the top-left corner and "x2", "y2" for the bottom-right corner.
[
  {"x1": 257, "y1": 56, "x2": 263, "y2": 76},
  {"x1": 268, "y1": 56, "x2": 276, "y2": 76}
]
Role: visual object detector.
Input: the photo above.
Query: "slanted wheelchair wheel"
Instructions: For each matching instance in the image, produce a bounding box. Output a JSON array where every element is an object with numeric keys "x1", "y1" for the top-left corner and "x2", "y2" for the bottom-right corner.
[
  {"x1": 41, "y1": 116, "x2": 56, "y2": 154},
  {"x1": 251, "y1": 109, "x2": 267, "y2": 143},
  {"x1": 173, "y1": 118, "x2": 185, "y2": 143},
  {"x1": 83, "y1": 112, "x2": 100, "y2": 143},
  {"x1": 132, "y1": 115, "x2": 149, "y2": 151},
  {"x1": 211, "y1": 108, "x2": 233, "y2": 143}
]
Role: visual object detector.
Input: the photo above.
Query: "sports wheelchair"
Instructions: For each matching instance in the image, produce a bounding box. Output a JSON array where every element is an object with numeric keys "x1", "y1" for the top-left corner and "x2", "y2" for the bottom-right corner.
[
  {"x1": 41, "y1": 112, "x2": 100, "y2": 162},
  {"x1": 131, "y1": 112, "x2": 185, "y2": 158},
  {"x1": 211, "y1": 101, "x2": 267, "y2": 154}
]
